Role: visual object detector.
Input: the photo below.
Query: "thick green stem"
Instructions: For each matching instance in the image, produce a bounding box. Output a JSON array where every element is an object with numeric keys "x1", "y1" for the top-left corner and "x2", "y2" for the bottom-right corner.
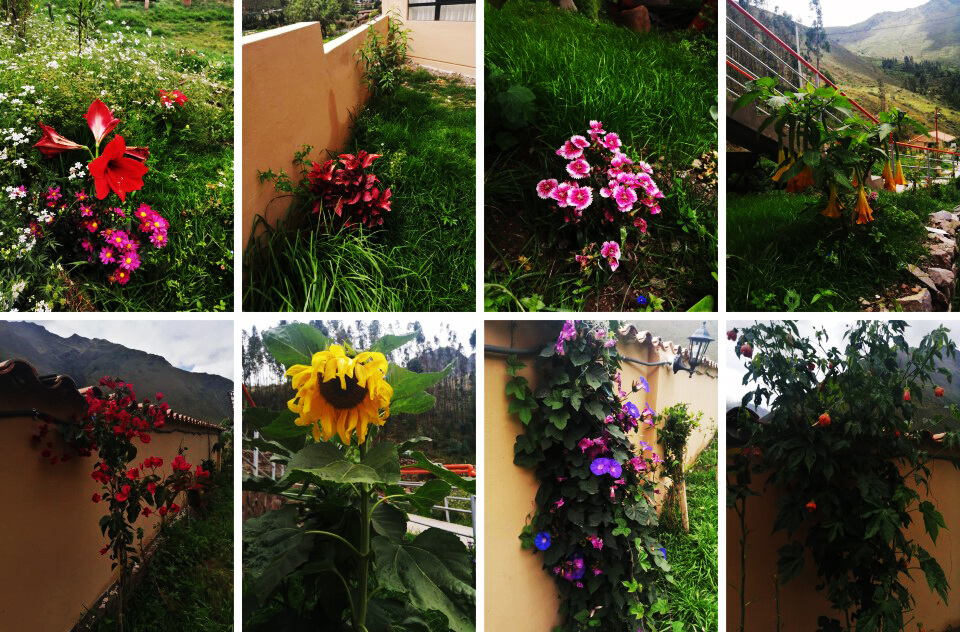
[{"x1": 356, "y1": 442, "x2": 371, "y2": 632}]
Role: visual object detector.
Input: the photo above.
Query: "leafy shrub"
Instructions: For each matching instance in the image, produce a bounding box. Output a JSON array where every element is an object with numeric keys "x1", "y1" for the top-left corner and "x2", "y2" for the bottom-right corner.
[{"x1": 356, "y1": 14, "x2": 409, "y2": 95}]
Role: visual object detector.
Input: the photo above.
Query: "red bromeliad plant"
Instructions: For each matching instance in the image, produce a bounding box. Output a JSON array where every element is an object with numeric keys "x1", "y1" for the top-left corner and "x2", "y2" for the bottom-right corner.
[
  {"x1": 306, "y1": 150, "x2": 392, "y2": 229},
  {"x1": 32, "y1": 377, "x2": 210, "y2": 631}
]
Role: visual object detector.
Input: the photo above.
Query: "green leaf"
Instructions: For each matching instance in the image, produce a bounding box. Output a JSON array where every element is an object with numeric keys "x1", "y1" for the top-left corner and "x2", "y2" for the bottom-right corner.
[
  {"x1": 920, "y1": 501, "x2": 946, "y2": 544},
  {"x1": 389, "y1": 359, "x2": 456, "y2": 414},
  {"x1": 288, "y1": 441, "x2": 400, "y2": 485},
  {"x1": 372, "y1": 529, "x2": 476, "y2": 632},
  {"x1": 549, "y1": 410, "x2": 570, "y2": 430},
  {"x1": 405, "y1": 479, "x2": 453, "y2": 514},
  {"x1": 372, "y1": 502, "x2": 408, "y2": 542},
  {"x1": 370, "y1": 333, "x2": 417, "y2": 356},
  {"x1": 777, "y1": 540, "x2": 805, "y2": 584},
  {"x1": 917, "y1": 546, "x2": 950, "y2": 602},
  {"x1": 408, "y1": 451, "x2": 476, "y2": 495},
  {"x1": 263, "y1": 323, "x2": 334, "y2": 369},
  {"x1": 687, "y1": 295, "x2": 715, "y2": 312},
  {"x1": 242, "y1": 506, "x2": 314, "y2": 604}
]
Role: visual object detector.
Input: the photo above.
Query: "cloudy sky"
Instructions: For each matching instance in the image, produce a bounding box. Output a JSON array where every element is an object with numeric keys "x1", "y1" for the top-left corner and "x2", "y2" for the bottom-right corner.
[
  {"x1": 769, "y1": 0, "x2": 929, "y2": 26},
  {"x1": 28, "y1": 320, "x2": 234, "y2": 380},
  {"x1": 724, "y1": 319, "x2": 960, "y2": 410}
]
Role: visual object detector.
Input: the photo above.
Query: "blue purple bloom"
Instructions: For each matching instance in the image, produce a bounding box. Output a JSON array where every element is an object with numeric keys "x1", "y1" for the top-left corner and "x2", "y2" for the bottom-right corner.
[
  {"x1": 535, "y1": 532, "x2": 551, "y2": 551},
  {"x1": 590, "y1": 457, "x2": 622, "y2": 478}
]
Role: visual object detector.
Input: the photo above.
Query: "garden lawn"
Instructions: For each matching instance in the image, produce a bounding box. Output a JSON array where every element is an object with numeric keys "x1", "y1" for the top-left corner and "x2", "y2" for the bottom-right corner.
[
  {"x1": 243, "y1": 68, "x2": 476, "y2": 312},
  {"x1": 484, "y1": 0, "x2": 717, "y2": 311},
  {"x1": 658, "y1": 436, "x2": 718, "y2": 632},
  {"x1": 0, "y1": 0, "x2": 233, "y2": 312},
  {"x1": 91, "y1": 469, "x2": 233, "y2": 632},
  {"x1": 726, "y1": 184, "x2": 960, "y2": 311}
]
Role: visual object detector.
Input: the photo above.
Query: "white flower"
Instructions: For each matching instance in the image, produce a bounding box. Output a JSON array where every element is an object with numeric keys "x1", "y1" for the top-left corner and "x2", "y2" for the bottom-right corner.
[{"x1": 46, "y1": 60, "x2": 59, "y2": 69}]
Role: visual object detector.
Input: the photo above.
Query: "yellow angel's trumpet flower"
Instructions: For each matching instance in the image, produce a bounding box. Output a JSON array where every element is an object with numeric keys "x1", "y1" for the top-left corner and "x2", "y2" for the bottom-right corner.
[
  {"x1": 772, "y1": 149, "x2": 792, "y2": 182},
  {"x1": 854, "y1": 187, "x2": 875, "y2": 225},
  {"x1": 821, "y1": 184, "x2": 843, "y2": 219},
  {"x1": 894, "y1": 159, "x2": 907, "y2": 186},
  {"x1": 882, "y1": 161, "x2": 896, "y2": 191}
]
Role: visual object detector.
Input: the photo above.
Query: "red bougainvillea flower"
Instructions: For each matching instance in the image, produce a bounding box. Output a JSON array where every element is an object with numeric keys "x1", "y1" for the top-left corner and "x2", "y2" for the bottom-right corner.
[
  {"x1": 935, "y1": 386, "x2": 944, "y2": 397},
  {"x1": 115, "y1": 485, "x2": 131, "y2": 502},
  {"x1": 172, "y1": 454, "x2": 190, "y2": 472},
  {"x1": 88, "y1": 135, "x2": 149, "y2": 202},
  {"x1": 92, "y1": 493, "x2": 101, "y2": 503},
  {"x1": 159, "y1": 506, "x2": 168, "y2": 516},
  {"x1": 818, "y1": 413, "x2": 831, "y2": 428},
  {"x1": 805, "y1": 500, "x2": 817, "y2": 513},
  {"x1": 85, "y1": 99, "x2": 120, "y2": 147},
  {"x1": 147, "y1": 482, "x2": 157, "y2": 494},
  {"x1": 170, "y1": 503, "x2": 180, "y2": 514},
  {"x1": 903, "y1": 389, "x2": 911, "y2": 402},
  {"x1": 34, "y1": 122, "x2": 85, "y2": 157},
  {"x1": 142, "y1": 507, "x2": 152, "y2": 517}
]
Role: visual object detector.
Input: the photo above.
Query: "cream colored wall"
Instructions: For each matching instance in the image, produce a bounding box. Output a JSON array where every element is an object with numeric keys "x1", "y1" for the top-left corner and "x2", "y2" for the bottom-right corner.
[
  {"x1": 484, "y1": 321, "x2": 718, "y2": 632},
  {"x1": 241, "y1": 17, "x2": 388, "y2": 245},
  {"x1": 383, "y1": 0, "x2": 476, "y2": 77},
  {"x1": 0, "y1": 413, "x2": 220, "y2": 631},
  {"x1": 726, "y1": 450, "x2": 960, "y2": 631}
]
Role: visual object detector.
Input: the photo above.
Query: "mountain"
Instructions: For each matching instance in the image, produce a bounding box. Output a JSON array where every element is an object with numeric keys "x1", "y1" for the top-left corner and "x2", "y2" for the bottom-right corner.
[
  {"x1": 0, "y1": 322, "x2": 233, "y2": 424},
  {"x1": 826, "y1": 0, "x2": 960, "y2": 66}
]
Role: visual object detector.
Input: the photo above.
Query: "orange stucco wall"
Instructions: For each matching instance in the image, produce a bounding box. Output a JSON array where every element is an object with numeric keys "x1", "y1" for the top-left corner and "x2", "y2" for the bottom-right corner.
[
  {"x1": 241, "y1": 17, "x2": 388, "y2": 245},
  {"x1": 383, "y1": 0, "x2": 477, "y2": 77},
  {"x1": 726, "y1": 449, "x2": 960, "y2": 632},
  {"x1": 484, "y1": 321, "x2": 719, "y2": 632},
  {"x1": 0, "y1": 409, "x2": 221, "y2": 631}
]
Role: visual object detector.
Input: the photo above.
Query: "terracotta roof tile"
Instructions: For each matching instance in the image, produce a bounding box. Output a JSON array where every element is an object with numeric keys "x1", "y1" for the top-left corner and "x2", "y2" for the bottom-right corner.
[{"x1": 616, "y1": 324, "x2": 719, "y2": 372}]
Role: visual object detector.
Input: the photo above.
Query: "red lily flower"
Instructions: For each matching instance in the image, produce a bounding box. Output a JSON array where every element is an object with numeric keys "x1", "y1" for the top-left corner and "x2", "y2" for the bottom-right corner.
[
  {"x1": 85, "y1": 99, "x2": 120, "y2": 146},
  {"x1": 34, "y1": 122, "x2": 85, "y2": 157},
  {"x1": 88, "y1": 135, "x2": 149, "y2": 202}
]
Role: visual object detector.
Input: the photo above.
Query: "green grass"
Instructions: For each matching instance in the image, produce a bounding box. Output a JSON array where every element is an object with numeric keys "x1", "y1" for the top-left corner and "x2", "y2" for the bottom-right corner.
[
  {"x1": 90, "y1": 468, "x2": 233, "y2": 632},
  {"x1": 96, "y1": 0, "x2": 234, "y2": 57},
  {"x1": 658, "y1": 436, "x2": 718, "y2": 632},
  {"x1": 727, "y1": 181, "x2": 960, "y2": 311},
  {"x1": 484, "y1": 0, "x2": 717, "y2": 311},
  {"x1": 243, "y1": 68, "x2": 476, "y2": 312}
]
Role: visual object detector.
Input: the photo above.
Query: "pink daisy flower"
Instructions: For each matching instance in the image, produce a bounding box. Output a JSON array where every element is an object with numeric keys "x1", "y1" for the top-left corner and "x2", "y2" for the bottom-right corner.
[
  {"x1": 118, "y1": 250, "x2": 141, "y2": 272},
  {"x1": 80, "y1": 238, "x2": 93, "y2": 252},
  {"x1": 556, "y1": 141, "x2": 583, "y2": 161},
  {"x1": 150, "y1": 231, "x2": 168, "y2": 248},
  {"x1": 134, "y1": 204, "x2": 153, "y2": 222},
  {"x1": 108, "y1": 230, "x2": 130, "y2": 250},
  {"x1": 568, "y1": 186, "x2": 593, "y2": 211},
  {"x1": 566, "y1": 158, "x2": 590, "y2": 179},
  {"x1": 99, "y1": 248, "x2": 116, "y2": 265},
  {"x1": 114, "y1": 269, "x2": 131, "y2": 285},
  {"x1": 79, "y1": 204, "x2": 93, "y2": 217},
  {"x1": 599, "y1": 241, "x2": 621, "y2": 272},
  {"x1": 537, "y1": 179, "x2": 558, "y2": 200}
]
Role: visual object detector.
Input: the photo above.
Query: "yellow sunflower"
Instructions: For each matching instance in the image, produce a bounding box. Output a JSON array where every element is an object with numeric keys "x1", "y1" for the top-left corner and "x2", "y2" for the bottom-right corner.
[{"x1": 285, "y1": 345, "x2": 393, "y2": 445}]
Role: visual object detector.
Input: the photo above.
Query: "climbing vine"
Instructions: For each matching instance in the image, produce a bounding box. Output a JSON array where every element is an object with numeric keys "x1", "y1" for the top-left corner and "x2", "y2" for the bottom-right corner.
[
  {"x1": 729, "y1": 321, "x2": 960, "y2": 632},
  {"x1": 656, "y1": 403, "x2": 702, "y2": 531},
  {"x1": 506, "y1": 320, "x2": 678, "y2": 632}
]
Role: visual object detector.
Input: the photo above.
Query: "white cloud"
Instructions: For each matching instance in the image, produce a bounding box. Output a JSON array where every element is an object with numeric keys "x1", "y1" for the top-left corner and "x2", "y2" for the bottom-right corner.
[
  {"x1": 28, "y1": 320, "x2": 234, "y2": 380},
  {"x1": 770, "y1": 0, "x2": 929, "y2": 27}
]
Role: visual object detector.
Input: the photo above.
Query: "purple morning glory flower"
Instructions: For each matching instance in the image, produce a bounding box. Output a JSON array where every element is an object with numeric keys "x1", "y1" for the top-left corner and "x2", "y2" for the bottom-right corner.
[
  {"x1": 608, "y1": 461, "x2": 622, "y2": 478},
  {"x1": 590, "y1": 457, "x2": 622, "y2": 478},
  {"x1": 635, "y1": 376, "x2": 650, "y2": 392},
  {"x1": 535, "y1": 532, "x2": 551, "y2": 551},
  {"x1": 660, "y1": 546, "x2": 667, "y2": 560},
  {"x1": 623, "y1": 401, "x2": 641, "y2": 418}
]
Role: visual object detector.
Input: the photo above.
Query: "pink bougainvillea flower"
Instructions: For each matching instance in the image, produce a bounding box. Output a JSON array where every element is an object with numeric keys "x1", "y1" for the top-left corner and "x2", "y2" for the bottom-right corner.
[
  {"x1": 566, "y1": 158, "x2": 590, "y2": 179},
  {"x1": 568, "y1": 185, "x2": 593, "y2": 211},
  {"x1": 34, "y1": 122, "x2": 85, "y2": 157},
  {"x1": 556, "y1": 140, "x2": 583, "y2": 161},
  {"x1": 115, "y1": 485, "x2": 131, "y2": 502},
  {"x1": 536, "y1": 178, "x2": 558, "y2": 200},
  {"x1": 85, "y1": 99, "x2": 120, "y2": 147},
  {"x1": 599, "y1": 241, "x2": 621, "y2": 272},
  {"x1": 142, "y1": 507, "x2": 152, "y2": 517},
  {"x1": 88, "y1": 135, "x2": 149, "y2": 202}
]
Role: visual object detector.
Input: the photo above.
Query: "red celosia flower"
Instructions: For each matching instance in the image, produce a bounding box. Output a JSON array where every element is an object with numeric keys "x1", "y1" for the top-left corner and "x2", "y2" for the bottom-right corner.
[
  {"x1": 85, "y1": 99, "x2": 120, "y2": 147},
  {"x1": 88, "y1": 135, "x2": 149, "y2": 202},
  {"x1": 195, "y1": 466, "x2": 210, "y2": 479},
  {"x1": 34, "y1": 122, "x2": 85, "y2": 157},
  {"x1": 92, "y1": 493, "x2": 101, "y2": 503}
]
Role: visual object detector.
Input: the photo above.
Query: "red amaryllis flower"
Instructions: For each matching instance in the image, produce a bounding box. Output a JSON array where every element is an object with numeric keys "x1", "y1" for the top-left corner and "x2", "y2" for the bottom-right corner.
[
  {"x1": 88, "y1": 135, "x2": 149, "y2": 202},
  {"x1": 34, "y1": 122, "x2": 85, "y2": 157},
  {"x1": 124, "y1": 146, "x2": 150, "y2": 162},
  {"x1": 85, "y1": 99, "x2": 120, "y2": 146}
]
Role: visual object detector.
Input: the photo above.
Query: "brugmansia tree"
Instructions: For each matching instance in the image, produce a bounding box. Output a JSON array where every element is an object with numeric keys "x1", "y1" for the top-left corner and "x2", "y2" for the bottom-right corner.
[
  {"x1": 242, "y1": 323, "x2": 476, "y2": 632},
  {"x1": 729, "y1": 320, "x2": 960, "y2": 632}
]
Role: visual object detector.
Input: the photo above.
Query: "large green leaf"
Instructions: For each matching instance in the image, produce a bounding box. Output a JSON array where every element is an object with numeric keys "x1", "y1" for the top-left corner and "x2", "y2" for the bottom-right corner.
[
  {"x1": 408, "y1": 451, "x2": 476, "y2": 495},
  {"x1": 287, "y1": 441, "x2": 400, "y2": 485},
  {"x1": 405, "y1": 479, "x2": 453, "y2": 514},
  {"x1": 387, "y1": 359, "x2": 456, "y2": 415},
  {"x1": 372, "y1": 501, "x2": 409, "y2": 542},
  {"x1": 244, "y1": 407, "x2": 282, "y2": 433},
  {"x1": 242, "y1": 506, "x2": 314, "y2": 604},
  {"x1": 370, "y1": 333, "x2": 417, "y2": 356},
  {"x1": 263, "y1": 323, "x2": 334, "y2": 369},
  {"x1": 372, "y1": 529, "x2": 476, "y2": 632}
]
